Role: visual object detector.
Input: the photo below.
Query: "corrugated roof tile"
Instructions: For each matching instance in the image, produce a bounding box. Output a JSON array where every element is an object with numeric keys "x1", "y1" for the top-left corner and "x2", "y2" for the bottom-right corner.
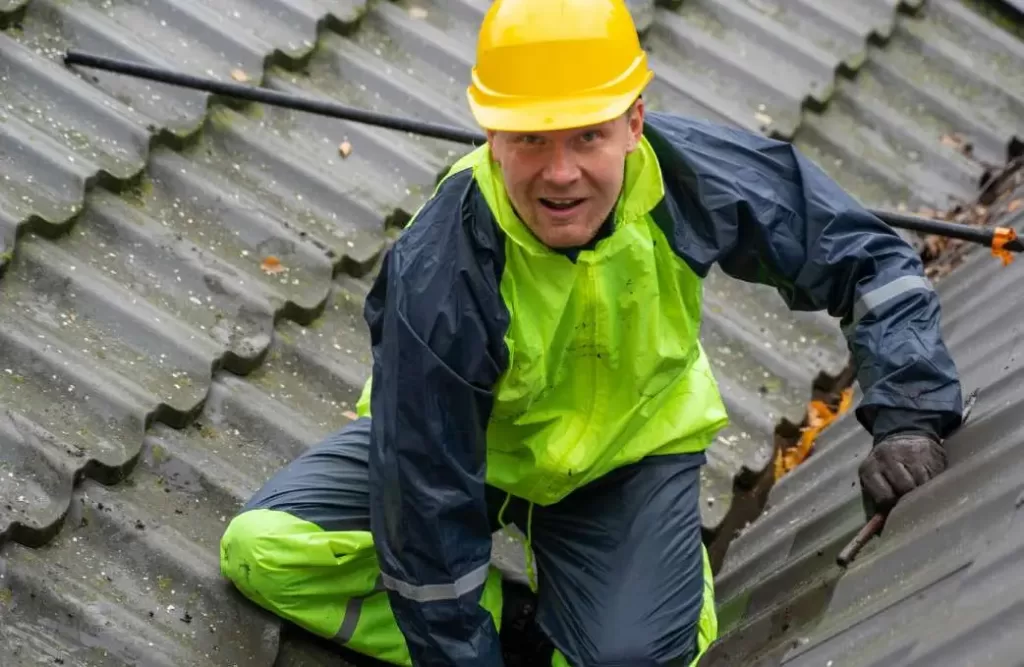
[{"x1": 706, "y1": 175, "x2": 1024, "y2": 666}]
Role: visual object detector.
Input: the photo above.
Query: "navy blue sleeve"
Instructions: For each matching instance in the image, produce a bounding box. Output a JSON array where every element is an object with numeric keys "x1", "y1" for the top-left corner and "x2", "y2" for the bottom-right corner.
[
  {"x1": 363, "y1": 170, "x2": 510, "y2": 666},
  {"x1": 644, "y1": 112, "x2": 964, "y2": 442}
]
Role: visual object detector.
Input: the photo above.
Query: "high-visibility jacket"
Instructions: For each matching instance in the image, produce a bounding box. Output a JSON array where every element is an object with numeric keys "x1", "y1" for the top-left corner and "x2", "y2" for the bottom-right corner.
[{"x1": 356, "y1": 111, "x2": 963, "y2": 666}]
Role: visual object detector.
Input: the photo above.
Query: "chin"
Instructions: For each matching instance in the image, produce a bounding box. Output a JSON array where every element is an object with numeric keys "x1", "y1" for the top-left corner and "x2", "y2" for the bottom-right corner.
[{"x1": 540, "y1": 226, "x2": 598, "y2": 249}]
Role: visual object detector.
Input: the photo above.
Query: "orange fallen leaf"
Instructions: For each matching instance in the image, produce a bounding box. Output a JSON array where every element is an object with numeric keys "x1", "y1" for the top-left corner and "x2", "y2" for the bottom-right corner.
[
  {"x1": 261, "y1": 255, "x2": 287, "y2": 275},
  {"x1": 231, "y1": 69, "x2": 249, "y2": 83},
  {"x1": 342, "y1": 410, "x2": 359, "y2": 421},
  {"x1": 773, "y1": 387, "x2": 855, "y2": 481},
  {"x1": 339, "y1": 141, "x2": 353, "y2": 158}
]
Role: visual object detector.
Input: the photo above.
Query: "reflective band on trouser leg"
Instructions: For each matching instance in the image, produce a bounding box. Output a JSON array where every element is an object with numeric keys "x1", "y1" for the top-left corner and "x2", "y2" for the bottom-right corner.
[
  {"x1": 334, "y1": 576, "x2": 386, "y2": 643},
  {"x1": 220, "y1": 508, "x2": 506, "y2": 667},
  {"x1": 547, "y1": 544, "x2": 718, "y2": 667}
]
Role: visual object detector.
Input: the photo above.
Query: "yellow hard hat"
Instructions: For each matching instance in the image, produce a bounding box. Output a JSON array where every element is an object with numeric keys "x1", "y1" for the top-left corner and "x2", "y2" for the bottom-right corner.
[{"x1": 467, "y1": 0, "x2": 654, "y2": 132}]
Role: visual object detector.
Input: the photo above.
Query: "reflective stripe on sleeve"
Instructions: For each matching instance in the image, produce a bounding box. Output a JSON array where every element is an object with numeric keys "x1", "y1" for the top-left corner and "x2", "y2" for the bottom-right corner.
[{"x1": 850, "y1": 275, "x2": 933, "y2": 327}]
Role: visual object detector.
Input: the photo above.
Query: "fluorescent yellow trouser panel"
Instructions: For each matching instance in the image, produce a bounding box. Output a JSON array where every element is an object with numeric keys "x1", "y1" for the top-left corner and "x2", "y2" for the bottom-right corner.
[
  {"x1": 221, "y1": 507, "x2": 718, "y2": 666},
  {"x1": 219, "y1": 508, "x2": 504, "y2": 666},
  {"x1": 221, "y1": 510, "x2": 718, "y2": 666}
]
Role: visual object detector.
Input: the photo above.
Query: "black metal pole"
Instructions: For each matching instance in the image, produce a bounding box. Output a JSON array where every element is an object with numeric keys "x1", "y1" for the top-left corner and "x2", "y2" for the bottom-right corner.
[
  {"x1": 63, "y1": 50, "x2": 487, "y2": 146},
  {"x1": 880, "y1": 211, "x2": 1023, "y2": 251},
  {"x1": 62, "y1": 49, "x2": 1020, "y2": 254}
]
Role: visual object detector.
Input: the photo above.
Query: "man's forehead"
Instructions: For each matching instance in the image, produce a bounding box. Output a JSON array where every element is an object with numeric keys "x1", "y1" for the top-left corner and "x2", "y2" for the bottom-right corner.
[
  {"x1": 492, "y1": 100, "x2": 639, "y2": 141},
  {"x1": 502, "y1": 118, "x2": 619, "y2": 140}
]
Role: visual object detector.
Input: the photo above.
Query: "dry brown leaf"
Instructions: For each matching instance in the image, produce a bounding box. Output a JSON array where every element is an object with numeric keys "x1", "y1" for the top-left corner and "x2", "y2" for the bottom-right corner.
[
  {"x1": 261, "y1": 255, "x2": 287, "y2": 275},
  {"x1": 940, "y1": 133, "x2": 966, "y2": 149},
  {"x1": 923, "y1": 234, "x2": 949, "y2": 260},
  {"x1": 342, "y1": 410, "x2": 359, "y2": 421},
  {"x1": 339, "y1": 141, "x2": 353, "y2": 158},
  {"x1": 231, "y1": 69, "x2": 249, "y2": 83},
  {"x1": 1009, "y1": 199, "x2": 1023, "y2": 213},
  {"x1": 939, "y1": 132, "x2": 973, "y2": 157}
]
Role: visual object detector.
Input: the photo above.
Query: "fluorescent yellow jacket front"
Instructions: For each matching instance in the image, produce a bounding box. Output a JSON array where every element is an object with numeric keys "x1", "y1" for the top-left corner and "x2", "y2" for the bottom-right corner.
[
  {"x1": 358, "y1": 125, "x2": 729, "y2": 506},
  {"x1": 357, "y1": 112, "x2": 963, "y2": 666}
]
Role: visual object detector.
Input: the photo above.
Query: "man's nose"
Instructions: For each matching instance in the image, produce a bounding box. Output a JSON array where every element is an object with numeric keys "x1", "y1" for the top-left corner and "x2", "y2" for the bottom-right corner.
[{"x1": 542, "y1": 144, "x2": 581, "y2": 185}]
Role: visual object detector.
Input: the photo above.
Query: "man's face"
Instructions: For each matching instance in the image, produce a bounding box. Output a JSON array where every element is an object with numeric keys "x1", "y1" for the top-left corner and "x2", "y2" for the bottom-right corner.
[{"x1": 487, "y1": 100, "x2": 645, "y2": 249}]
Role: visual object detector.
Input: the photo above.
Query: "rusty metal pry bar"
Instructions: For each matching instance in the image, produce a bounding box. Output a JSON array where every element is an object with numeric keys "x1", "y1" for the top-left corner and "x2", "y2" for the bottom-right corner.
[{"x1": 837, "y1": 387, "x2": 980, "y2": 568}]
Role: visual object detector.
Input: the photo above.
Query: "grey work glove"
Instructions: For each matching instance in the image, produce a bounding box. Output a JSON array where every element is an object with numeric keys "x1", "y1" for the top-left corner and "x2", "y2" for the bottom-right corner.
[{"x1": 858, "y1": 433, "x2": 947, "y2": 511}]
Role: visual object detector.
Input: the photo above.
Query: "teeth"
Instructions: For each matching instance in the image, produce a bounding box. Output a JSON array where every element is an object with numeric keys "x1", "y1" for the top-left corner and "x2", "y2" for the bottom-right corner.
[{"x1": 540, "y1": 197, "x2": 582, "y2": 211}]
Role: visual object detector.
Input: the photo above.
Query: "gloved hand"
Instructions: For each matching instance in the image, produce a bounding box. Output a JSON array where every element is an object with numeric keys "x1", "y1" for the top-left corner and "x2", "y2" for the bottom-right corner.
[{"x1": 858, "y1": 433, "x2": 947, "y2": 511}]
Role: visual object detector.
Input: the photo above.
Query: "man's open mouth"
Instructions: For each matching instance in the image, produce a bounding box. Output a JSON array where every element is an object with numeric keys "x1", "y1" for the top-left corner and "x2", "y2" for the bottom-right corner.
[{"x1": 540, "y1": 198, "x2": 584, "y2": 211}]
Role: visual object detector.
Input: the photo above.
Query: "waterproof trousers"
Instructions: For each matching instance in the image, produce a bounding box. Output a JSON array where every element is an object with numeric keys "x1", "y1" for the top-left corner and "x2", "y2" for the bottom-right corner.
[{"x1": 220, "y1": 418, "x2": 718, "y2": 666}]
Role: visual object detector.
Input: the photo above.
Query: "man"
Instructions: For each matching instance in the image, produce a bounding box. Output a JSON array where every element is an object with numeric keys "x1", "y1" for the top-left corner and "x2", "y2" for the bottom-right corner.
[{"x1": 219, "y1": 0, "x2": 964, "y2": 665}]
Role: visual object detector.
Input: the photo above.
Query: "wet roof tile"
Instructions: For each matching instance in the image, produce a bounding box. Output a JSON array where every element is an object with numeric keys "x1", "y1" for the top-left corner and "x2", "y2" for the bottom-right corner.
[{"x1": 706, "y1": 165, "x2": 1024, "y2": 666}]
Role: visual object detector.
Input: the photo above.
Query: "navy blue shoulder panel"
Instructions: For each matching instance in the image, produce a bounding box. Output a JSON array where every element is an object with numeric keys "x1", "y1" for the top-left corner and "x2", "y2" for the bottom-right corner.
[
  {"x1": 644, "y1": 111, "x2": 821, "y2": 291},
  {"x1": 365, "y1": 168, "x2": 510, "y2": 376},
  {"x1": 643, "y1": 111, "x2": 963, "y2": 442},
  {"x1": 363, "y1": 168, "x2": 510, "y2": 666}
]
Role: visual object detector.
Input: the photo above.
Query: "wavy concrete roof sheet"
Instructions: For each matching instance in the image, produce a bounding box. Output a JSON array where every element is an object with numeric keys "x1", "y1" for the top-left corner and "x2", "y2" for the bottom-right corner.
[
  {"x1": 0, "y1": 0, "x2": 1021, "y2": 665},
  {"x1": 706, "y1": 165, "x2": 1024, "y2": 666}
]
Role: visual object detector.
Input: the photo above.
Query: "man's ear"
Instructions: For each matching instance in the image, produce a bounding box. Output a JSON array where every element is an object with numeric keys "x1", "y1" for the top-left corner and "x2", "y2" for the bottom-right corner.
[
  {"x1": 625, "y1": 98, "x2": 645, "y2": 152},
  {"x1": 486, "y1": 129, "x2": 501, "y2": 164}
]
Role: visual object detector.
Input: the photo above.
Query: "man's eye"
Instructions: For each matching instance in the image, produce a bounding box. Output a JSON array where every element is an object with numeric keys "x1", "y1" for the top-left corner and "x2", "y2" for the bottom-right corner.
[{"x1": 580, "y1": 131, "x2": 600, "y2": 142}]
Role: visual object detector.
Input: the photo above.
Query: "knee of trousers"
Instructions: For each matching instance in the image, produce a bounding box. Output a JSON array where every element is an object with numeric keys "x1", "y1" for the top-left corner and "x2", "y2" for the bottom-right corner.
[
  {"x1": 551, "y1": 545, "x2": 719, "y2": 667},
  {"x1": 585, "y1": 634, "x2": 695, "y2": 667},
  {"x1": 219, "y1": 507, "x2": 380, "y2": 637},
  {"x1": 220, "y1": 508, "x2": 508, "y2": 666}
]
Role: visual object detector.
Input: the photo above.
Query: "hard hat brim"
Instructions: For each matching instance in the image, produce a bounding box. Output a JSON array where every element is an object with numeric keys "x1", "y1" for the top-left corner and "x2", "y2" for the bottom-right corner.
[{"x1": 466, "y1": 72, "x2": 653, "y2": 133}]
